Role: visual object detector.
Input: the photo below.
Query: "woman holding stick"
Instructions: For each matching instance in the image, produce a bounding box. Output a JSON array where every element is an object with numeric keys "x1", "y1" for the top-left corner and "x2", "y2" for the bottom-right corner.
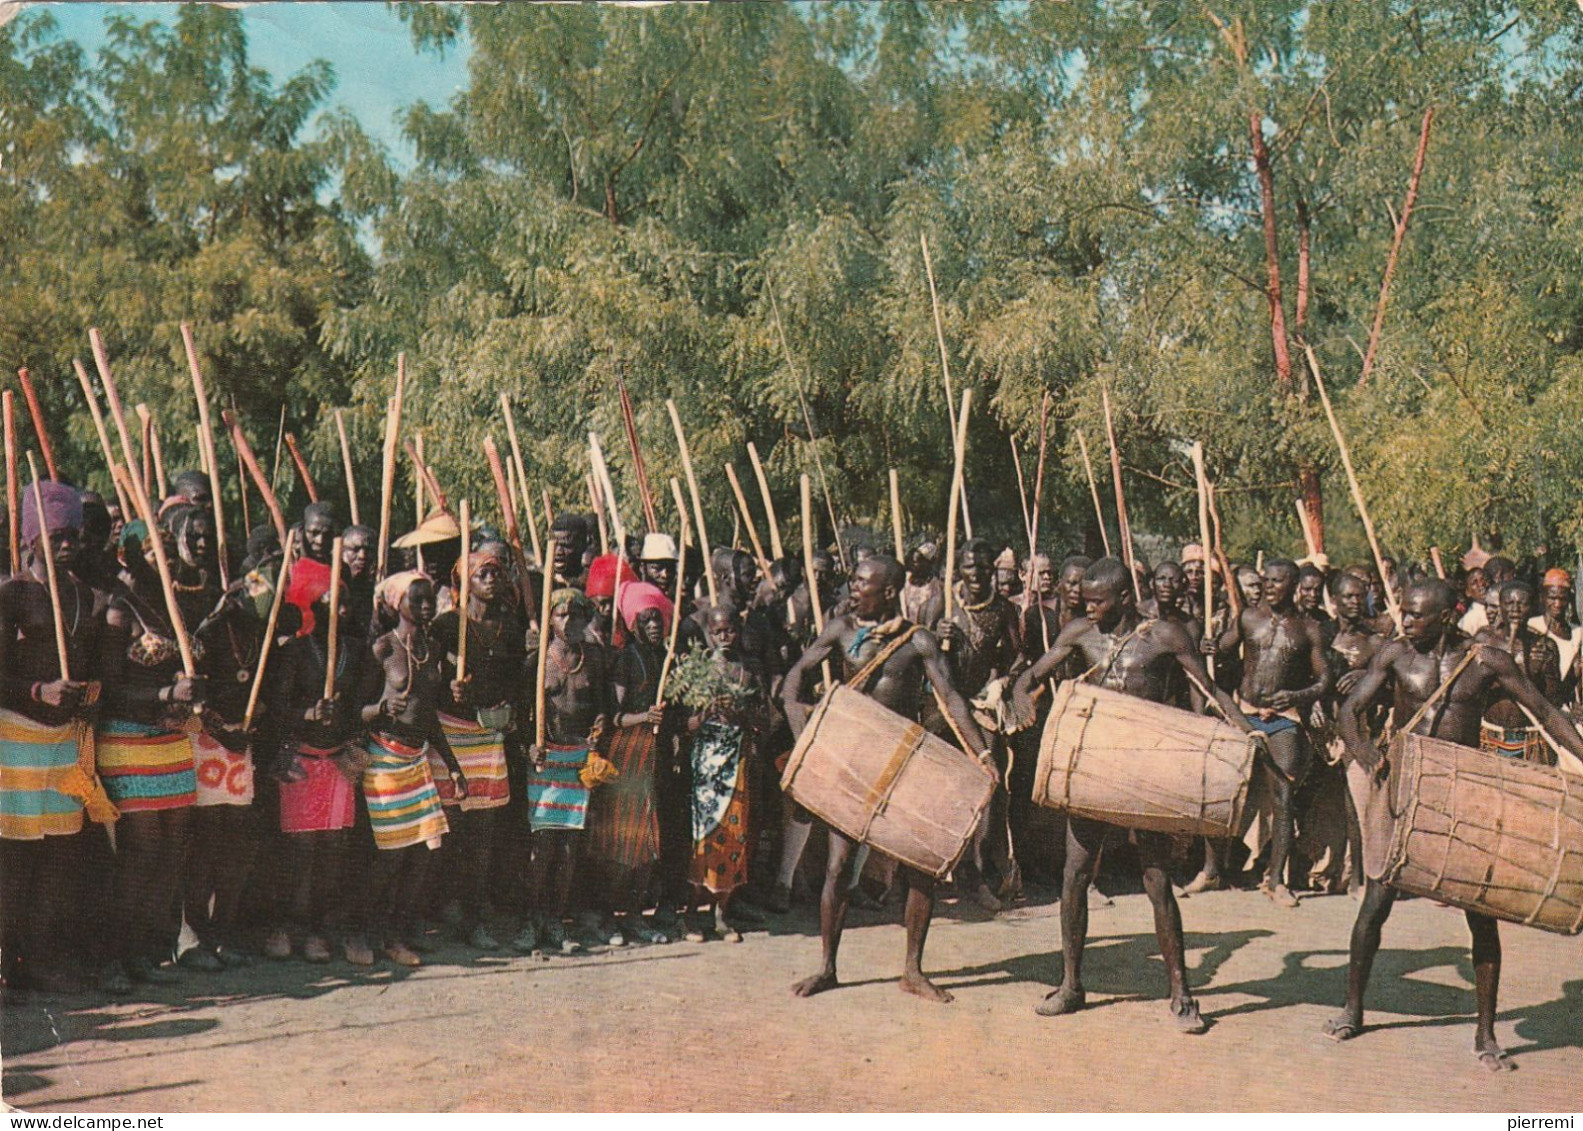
[{"x1": 93, "y1": 517, "x2": 208, "y2": 991}]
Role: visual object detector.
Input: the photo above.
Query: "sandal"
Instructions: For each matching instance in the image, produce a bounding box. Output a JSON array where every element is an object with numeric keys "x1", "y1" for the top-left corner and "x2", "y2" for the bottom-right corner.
[
  {"x1": 1474, "y1": 1047, "x2": 1516, "y2": 1073},
  {"x1": 1321, "y1": 1015, "x2": 1363, "y2": 1042}
]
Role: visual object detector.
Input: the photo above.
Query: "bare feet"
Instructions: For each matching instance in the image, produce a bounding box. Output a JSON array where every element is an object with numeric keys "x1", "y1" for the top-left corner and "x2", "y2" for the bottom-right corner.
[
  {"x1": 1322, "y1": 1010, "x2": 1363, "y2": 1042},
  {"x1": 899, "y1": 971, "x2": 953, "y2": 1003},
  {"x1": 1181, "y1": 870, "x2": 1224, "y2": 895},
  {"x1": 1474, "y1": 1040, "x2": 1516, "y2": 1073},
  {"x1": 1263, "y1": 882, "x2": 1301, "y2": 908},
  {"x1": 791, "y1": 970, "x2": 839, "y2": 998},
  {"x1": 1171, "y1": 997, "x2": 1209, "y2": 1034},
  {"x1": 1034, "y1": 983, "x2": 1086, "y2": 1017}
]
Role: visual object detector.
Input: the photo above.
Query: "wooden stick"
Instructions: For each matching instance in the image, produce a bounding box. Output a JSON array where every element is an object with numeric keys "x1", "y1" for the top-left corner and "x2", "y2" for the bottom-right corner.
[
  {"x1": 230, "y1": 402, "x2": 253, "y2": 536},
  {"x1": 1009, "y1": 435, "x2": 1034, "y2": 550},
  {"x1": 413, "y1": 432, "x2": 427, "y2": 529},
  {"x1": 26, "y1": 453, "x2": 70, "y2": 680},
  {"x1": 921, "y1": 234, "x2": 973, "y2": 538},
  {"x1": 588, "y1": 432, "x2": 626, "y2": 553},
  {"x1": 586, "y1": 471, "x2": 609, "y2": 555},
  {"x1": 135, "y1": 407, "x2": 169, "y2": 502},
  {"x1": 800, "y1": 473, "x2": 832, "y2": 689},
  {"x1": 72, "y1": 358, "x2": 132, "y2": 518},
  {"x1": 1101, "y1": 388, "x2": 1142, "y2": 601},
  {"x1": 725, "y1": 463, "x2": 770, "y2": 580},
  {"x1": 3, "y1": 393, "x2": 17, "y2": 575},
  {"x1": 1075, "y1": 429, "x2": 1112, "y2": 557},
  {"x1": 284, "y1": 433, "x2": 319, "y2": 503},
  {"x1": 1206, "y1": 479, "x2": 1242, "y2": 622},
  {"x1": 402, "y1": 436, "x2": 450, "y2": 517},
  {"x1": 1191, "y1": 442, "x2": 1216, "y2": 670},
  {"x1": 665, "y1": 399, "x2": 716, "y2": 606},
  {"x1": 483, "y1": 438, "x2": 520, "y2": 546},
  {"x1": 456, "y1": 501, "x2": 470, "y2": 685},
  {"x1": 746, "y1": 441, "x2": 784, "y2": 560},
  {"x1": 1295, "y1": 498, "x2": 1319, "y2": 558},
  {"x1": 1030, "y1": 392, "x2": 1049, "y2": 559},
  {"x1": 653, "y1": 492, "x2": 689, "y2": 723},
  {"x1": 1359, "y1": 107, "x2": 1436, "y2": 387},
  {"x1": 1305, "y1": 344, "x2": 1402, "y2": 633},
  {"x1": 88, "y1": 328, "x2": 143, "y2": 506},
  {"x1": 222, "y1": 410, "x2": 289, "y2": 548},
  {"x1": 1430, "y1": 546, "x2": 1446, "y2": 580},
  {"x1": 138, "y1": 404, "x2": 154, "y2": 502},
  {"x1": 268, "y1": 404, "x2": 286, "y2": 500},
  {"x1": 888, "y1": 468, "x2": 905, "y2": 559},
  {"x1": 541, "y1": 487, "x2": 554, "y2": 534},
  {"x1": 942, "y1": 388, "x2": 972, "y2": 638},
  {"x1": 244, "y1": 528, "x2": 296, "y2": 730},
  {"x1": 334, "y1": 410, "x2": 360, "y2": 526},
  {"x1": 616, "y1": 375, "x2": 658, "y2": 533},
  {"x1": 535, "y1": 537, "x2": 556, "y2": 751},
  {"x1": 499, "y1": 394, "x2": 542, "y2": 563},
  {"x1": 323, "y1": 535, "x2": 343, "y2": 702},
  {"x1": 180, "y1": 324, "x2": 230, "y2": 587},
  {"x1": 377, "y1": 355, "x2": 407, "y2": 580},
  {"x1": 112, "y1": 465, "x2": 197, "y2": 680},
  {"x1": 16, "y1": 369, "x2": 56, "y2": 481}
]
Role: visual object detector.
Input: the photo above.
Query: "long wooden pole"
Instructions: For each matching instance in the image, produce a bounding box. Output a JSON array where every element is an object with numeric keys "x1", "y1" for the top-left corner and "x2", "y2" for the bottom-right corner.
[
  {"x1": 244, "y1": 528, "x2": 296, "y2": 730},
  {"x1": 745, "y1": 441, "x2": 784, "y2": 560},
  {"x1": 1305, "y1": 344, "x2": 1402, "y2": 632},
  {"x1": 221, "y1": 410, "x2": 289, "y2": 547},
  {"x1": 535, "y1": 537, "x2": 556, "y2": 752},
  {"x1": 180, "y1": 324, "x2": 230, "y2": 587},
  {"x1": 112, "y1": 465, "x2": 197, "y2": 682},
  {"x1": 725, "y1": 463, "x2": 770, "y2": 581},
  {"x1": 800, "y1": 473, "x2": 832, "y2": 688},
  {"x1": 616, "y1": 376, "x2": 658, "y2": 533},
  {"x1": 499, "y1": 394, "x2": 542, "y2": 564},
  {"x1": 456, "y1": 501, "x2": 470, "y2": 686},
  {"x1": 88, "y1": 328, "x2": 143, "y2": 508},
  {"x1": 1359, "y1": 106, "x2": 1436, "y2": 387},
  {"x1": 3, "y1": 393, "x2": 17, "y2": 575},
  {"x1": 1030, "y1": 392, "x2": 1049, "y2": 559},
  {"x1": 1009, "y1": 434, "x2": 1034, "y2": 549},
  {"x1": 1207, "y1": 479, "x2": 1242, "y2": 622},
  {"x1": 284, "y1": 433, "x2": 319, "y2": 503},
  {"x1": 16, "y1": 369, "x2": 56, "y2": 481},
  {"x1": 1430, "y1": 547, "x2": 1446, "y2": 580},
  {"x1": 1101, "y1": 387, "x2": 1142, "y2": 602},
  {"x1": 138, "y1": 404, "x2": 154, "y2": 502},
  {"x1": 323, "y1": 535, "x2": 343, "y2": 702},
  {"x1": 586, "y1": 470, "x2": 609, "y2": 555},
  {"x1": 589, "y1": 431, "x2": 627, "y2": 555},
  {"x1": 230, "y1": 404, "x2": 253, "y2": 536},
  {"x1": 942, "y1": 388, "x2": 972, "y2": 640},
  {"x1": 402, "y1": 436, "x2": 450, "y2": 517},
  {"x1": 483, "y1": 436, "x2": 535, "y2": 617},
  {"x1": 1191, "y1": 442, "x2": 1216, "y2": 667},
  {"x1": 26, "y1": 453, "x2": 70, "y2": 680},
  {"x1": 1295, "y1": 498, "x2": 1319, "y2": 558},
  {"x1": 72, "y1": 358, "x2": 132, "y2": 518},
  {"x1": 888, "y1": 468, "x2": 905, "y2": 559},
  {"x1": 921, "y1": 234, "x2": 973, "y2": 538},
  {"x1": 653, "y1": 492, "x2": 689, "y2": 723},
  {"x1": 268, "y1": 404, "x2": 287, "y2": 500},
  {"x1": 665, "y1": 399, "x2": 716, "y2": 606},
  {"x1": 1075, "y1": 429, "x2": 1112, "y2": 557},
  {"x1": 334, "y1": 410, "x2": 361, "y2": 526},
  {"x1": 377, "y1": 355, "x2": 407, "y2": 580}
]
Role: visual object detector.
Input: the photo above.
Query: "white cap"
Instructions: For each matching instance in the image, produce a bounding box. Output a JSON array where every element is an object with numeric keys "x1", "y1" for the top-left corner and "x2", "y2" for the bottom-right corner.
[{"x1": 640, "y1": 532, "x2": 678, "y2": 561}]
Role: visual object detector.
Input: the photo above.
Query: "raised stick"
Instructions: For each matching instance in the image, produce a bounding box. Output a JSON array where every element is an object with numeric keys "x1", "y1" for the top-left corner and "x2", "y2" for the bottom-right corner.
[
  {"x1": 222, "y1": 410, "x2": 289, "y2": 547},
  {"x1": 1009, "y1": 435, "x2": 1034, "y2": 550},
  {"x1": 244, "y1": 528, "x2": 296, "y2": 731},
  {"x1": 942, "y1": 387, "x2": 972, "y2": 642},
  {"x1": 334, "y1": 410, "x2": 360, "y2": 525},
  {"x1": 484, "y1": 438, "x2": 520, "y2": 546},
  {"x1": 1359, "y1": 107, "x2": 1436, "y2": 387},
  {"x1": 725, "y1": 463, "x2": 770, "y2": 580},
  {"x1": 456, "y1": 502, "x2": 470, "y2": 686},
  {"x1": 377, "y1": 355, "x2": 407, "y2": 580},
  {"x1": 138, "y1": 404, "x2": 155, "y2": 501},
  {"x1": 268, "y1": 405, "x2": 286, "y2": 500},
  {"x1": 88, "y1": 328, "x2": 144, "y2": 503},
  {"x1": 1206, "y1": 479, "x2": 1242, "y2": 622},
  {"x1": 535, "y1": 537, "x2": 556, "y2": 751},
  {"x1": 1075, "y1": 429, "x2": 1112, "y2": 557},
  {"x1": 1101, "y1": 388, "x2": 1142, "y2": 601},
  {"x1": 1430, "y1": 547, "x2": 1446, "y2": 580},
  {"x1": 26, "y1": 452, "x2": 70, "y2": 680},
  {"x1": 285, "y1": 433, "x2": 319, "y2": 503},
  {"x1": 589, "y1": 432, "x2": 626, "y2": 554},
  {"x1": 1305, "y1": 344, "x2": 1402, "y2": 633},
  {"x1": 746, "y1": 442, "x2": 784, "y2": 560},
  {"x1": 180, "y1": 324, "x2": 230, "y2": 587},
  {"x1": 541, "y1": 486, "x2": 554, "y2": 534},
  {"x1": 499, "y1": 395, "x2": 542, "y2": 563},
  {"x1": 230, "y1": 404, "x2": 253, "y2": 536},
  {"x1": 3, "y1": 393, "x2": 17, "y2": 575},
  {"x1": 112, "y1": 464, "x2": 197, "y2": 681},
  {"x1": 616, "y1": 375, "x2": 658, "y2": 533},
  {"x1": 1191, "y1": 442, "x2": 1216, "y2": 671},
  {"x1": 72, "y1": 358, "x2": 132, "y2": 518},
  {"x1": 653, "y1": 492, "x2": 689, "y2": 725},
  {"x1": 402, "y1": 436, "x2": 450, "y2": 517},
  {"x1": 1295, "y1": 498, "x2": 1319, "y2": 558},
  {"x1": 586, "y1": 470, "x2": 609, "y2": 555},
  {"x1": 323, "y1": 535, "x2": 343, "y2": 702},
  {"x1": 16, "y1": 369, "x2": 56, "y2": 481},
  {"x1": 800, "y1": 473, "x2": 832, "y2": 689},
  {"x1": 665, "y1": 398, "x2": 716, "y2": 606},
  {"x1": 1030, "y1": 392, "x2": 1049, "y2": 559},
  {"x1": 888, "y1": 468, "x2": 905, "y2": 559},
  {"x1": 921, "y1": 234, "x2": 973, "y2": 538}
]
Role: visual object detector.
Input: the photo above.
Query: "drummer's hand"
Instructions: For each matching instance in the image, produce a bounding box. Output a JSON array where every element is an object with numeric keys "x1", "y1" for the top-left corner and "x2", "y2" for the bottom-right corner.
[
  {"x1": 975, "y1": 749, "x2": 1001, "y2": 785},
  {"x1": 1266, "y1": 689, "x2": 1297, "y2": 711},
  {"x1": 1006, "y1": 685, "x2": 1037, "y2": 732},
  {"x1": 1200, "y1": 636, "x2": 1217, "y2": 656},
  {"x1": 1336, "y1": 670, "x2": 1364, "y2": 697},
  {"x1": 936, "y1": 621, "x2": 964, "y2": 650},
  {"x1": 451, "y1": 678, "x2": 471, "y2": 707}
]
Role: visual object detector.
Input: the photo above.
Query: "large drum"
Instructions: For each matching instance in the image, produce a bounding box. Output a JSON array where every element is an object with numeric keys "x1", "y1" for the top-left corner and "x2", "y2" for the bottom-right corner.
[
  {"x1": 780, "y1": 685, "x2": 996, "y2": 879},
  {"x1": 1381, "y1": 732, "x2": 1583, "y2": 935},
  {"x1": 1032, "y1": 680, "x2": 1258, "y2": 838}
]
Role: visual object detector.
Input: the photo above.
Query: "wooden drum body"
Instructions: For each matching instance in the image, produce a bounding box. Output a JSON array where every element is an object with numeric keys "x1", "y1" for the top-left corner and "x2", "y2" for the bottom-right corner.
[
  {"x1": 1032, "y1": 680, "x2": 1258, "y2": 838},
  {"x1": 1382, "y1": 732, "x2": 1583, "y2": 935},
  {"x1": 780, "y1": 686, "x2": 995, "y2": 879}
]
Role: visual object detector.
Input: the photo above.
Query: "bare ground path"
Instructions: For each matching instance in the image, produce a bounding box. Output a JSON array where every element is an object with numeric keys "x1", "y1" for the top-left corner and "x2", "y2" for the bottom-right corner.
[{"x1": 3, "y1": 887, "x2": 1579, "y2": 1111}]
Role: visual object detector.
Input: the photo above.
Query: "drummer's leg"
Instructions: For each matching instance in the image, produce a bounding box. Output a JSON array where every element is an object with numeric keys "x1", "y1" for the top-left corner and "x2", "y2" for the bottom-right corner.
[
  {"x1": 791, "y1": 826, "x2": 856, "y2": 998},
  {"x1": 898, "y1": 866, "x2": 951, "y2": 1003},
  {"x1": 1466, "y1": 911, "x2": 1512, "y2": 1070},
  {"x1": 1324, "y1": 877, "x2": 1396, "y2": 1040},
  {"x1": 1264, "y1": 726, "x2": 1310, "y2": 904},
  {"x1": 1037, "y1": 817, "x2": 1106, "y2": 1015},
  {"x1": 1136, "y1": 832, "x2": 1189, "y2": 999}
]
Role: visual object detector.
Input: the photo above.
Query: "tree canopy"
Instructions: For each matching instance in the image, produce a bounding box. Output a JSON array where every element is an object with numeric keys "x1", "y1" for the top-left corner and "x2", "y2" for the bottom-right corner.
[{"x1": 5, "y1": 2, "x2": 1583, "y2": 566}]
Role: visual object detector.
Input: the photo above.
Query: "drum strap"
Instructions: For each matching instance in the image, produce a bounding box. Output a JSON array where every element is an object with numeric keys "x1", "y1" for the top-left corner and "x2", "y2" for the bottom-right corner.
[
  {"x1": 858, "y1": 720, "x2": 928, "y2": 841},
  {"x1": 1401, "y1": 644, "x2": 1481, "y2": 736},
  {"x1": 845, "y1": 625, "x2": 921, "y2": 693},
  {"x1": 1078, "y1": 619, "x2": 1154, "y2": 685}
]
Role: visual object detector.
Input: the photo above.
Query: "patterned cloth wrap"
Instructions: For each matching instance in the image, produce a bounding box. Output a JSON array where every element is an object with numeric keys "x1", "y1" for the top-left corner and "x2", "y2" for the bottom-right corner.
[
  {"x1": 587, "y1": 724, "x2": 660, "y2": 870},
  {"x1": 429, "y1": 712, "x2": 510, "y2": 810},
  {"x1": 363, "y1": 732, "x2": 449, "y2": 850},
  {"x1": 1479, "y1": 720, "x2": 1552, "y2": 766},
  {"x1": 96, "y1": 719, "x2": 196, "y2": 814},
  {"x1": 690, "y1": 720, "x2": 751, "y2": 896},
  {"x1": 0, "y1": 708, "x2": 89, "y2": 839},
  {"x1": 279, "y1": 742, "x2": 358, "y2": 833},
  {"x1": 527, "y1": 742, "x2": 591, "y2": 832},
  {"x1": 192, "y1": 729, "x2": 255, "y2": 807}
]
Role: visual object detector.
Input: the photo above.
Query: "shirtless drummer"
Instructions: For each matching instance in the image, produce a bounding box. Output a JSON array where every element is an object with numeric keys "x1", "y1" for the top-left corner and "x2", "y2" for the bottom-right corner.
[{"x1": 1007, "y1": 558, "x2": 1256, "y2": 1033}]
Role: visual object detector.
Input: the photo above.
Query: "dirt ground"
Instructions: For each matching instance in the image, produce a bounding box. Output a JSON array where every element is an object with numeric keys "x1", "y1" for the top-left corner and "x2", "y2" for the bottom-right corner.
[{"x1": 3, "y1": 884, "x2": 1579, "y2": 1113}]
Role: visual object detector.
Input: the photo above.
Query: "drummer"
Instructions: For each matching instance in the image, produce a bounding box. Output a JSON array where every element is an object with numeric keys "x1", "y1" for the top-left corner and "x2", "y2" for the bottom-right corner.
[
  {"x1": 781, "y1": 554, "x2": 997, "y2": 1004},
  {"x1": 1326, "y1": 577, "x2": 1583, "y2": 1071},
  {"x1": 1006, "y1": 557, "x2": 1255, "y2": 1034}
]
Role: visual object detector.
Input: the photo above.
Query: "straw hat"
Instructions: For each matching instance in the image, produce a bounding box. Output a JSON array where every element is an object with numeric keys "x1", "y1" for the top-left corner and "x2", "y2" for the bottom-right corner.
[{"x1": 392, "y1": 509, "x2": 460, "y2": 549}]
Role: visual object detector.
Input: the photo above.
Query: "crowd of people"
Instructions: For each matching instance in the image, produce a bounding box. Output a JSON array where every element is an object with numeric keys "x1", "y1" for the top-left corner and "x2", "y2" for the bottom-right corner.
[{"x1": 3, "y1": 467, "x2": 1579, "y2": 1072}]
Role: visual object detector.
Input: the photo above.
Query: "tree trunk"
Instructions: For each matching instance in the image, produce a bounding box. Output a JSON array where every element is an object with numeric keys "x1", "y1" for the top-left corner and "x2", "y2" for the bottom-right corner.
[{"x1": 1249, "y1": 109, "x2": 1294, "y2": 388}]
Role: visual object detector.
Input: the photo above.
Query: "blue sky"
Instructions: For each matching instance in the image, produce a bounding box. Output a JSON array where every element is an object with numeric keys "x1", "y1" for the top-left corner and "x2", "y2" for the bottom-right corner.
[{"x1": 33, "y1": 2, "x2": 471, "y2": 166}]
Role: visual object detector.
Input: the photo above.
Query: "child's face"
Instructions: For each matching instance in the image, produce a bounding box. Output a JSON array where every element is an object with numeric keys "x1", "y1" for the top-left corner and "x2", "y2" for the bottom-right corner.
[{"x1": 708, "y1": 612, "x2": 739, "y2": 651}]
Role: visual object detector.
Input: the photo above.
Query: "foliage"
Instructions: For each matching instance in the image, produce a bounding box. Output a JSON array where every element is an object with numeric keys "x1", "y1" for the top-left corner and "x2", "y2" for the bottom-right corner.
[{"x1": 665, "y1": 646, "x2": 759, "y2": 715}]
